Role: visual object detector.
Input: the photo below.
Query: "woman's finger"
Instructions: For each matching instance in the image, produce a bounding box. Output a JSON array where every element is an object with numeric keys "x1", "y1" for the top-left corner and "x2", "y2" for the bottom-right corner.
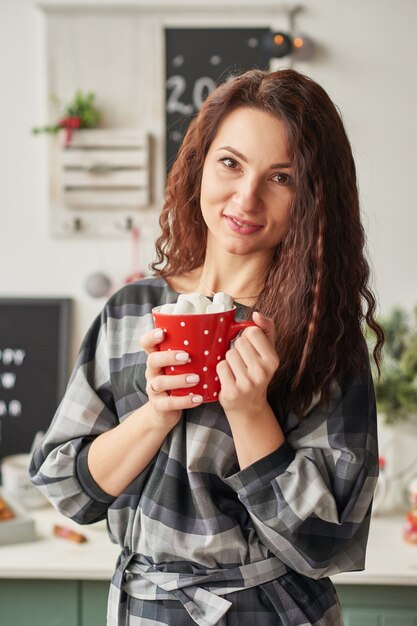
[
  {"x1": 152, "y1": 392, "x2": 204, "y2": 411},
  {"x1": 140, "y1": 328, "x2": 166, "y2": 354},
  {"x1": 146, "y1": 349, "x2": 190, "y2": 374},
  {"x1": 241, "y1": 325, "x2": 272, "y2": 356},
  {"x1": 251, "y1": 312, "x2": 276, "y2": 347},
  {"x1": 225, "y1": 346, "x2": 248, "y2": 377},
  {"x1": 216, "y1": 359, "x2": 236, "y2": 389},
  {"x1": 241, "y1": 326, "x2": 279, "y2": 371},
  {"x1": 148, "y1": 373, "x2": 200, "y2": 393},
  {"x1": 225, "y1": 345, "x2": 271, "y2": 392},
  {"x1": 236, "y1": 331, "x2": 279, "y2": 373},
  {"x1": 233, "y1": 334, "x2": 259, "y2": 368}
]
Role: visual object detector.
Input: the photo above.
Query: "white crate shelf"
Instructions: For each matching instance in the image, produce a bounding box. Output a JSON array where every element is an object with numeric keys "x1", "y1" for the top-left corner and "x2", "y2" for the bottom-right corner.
[{"x1": 52, "y1": 129, "x2": 151, "y2": 237}]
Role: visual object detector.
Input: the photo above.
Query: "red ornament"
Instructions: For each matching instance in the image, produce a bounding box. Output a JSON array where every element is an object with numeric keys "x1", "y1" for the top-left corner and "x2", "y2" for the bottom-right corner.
[
  {"x1": 378, "y1": 456, "x2": 386, "y2": 470},
  {"x1": 125, "y1": 271, "x2": 145, "y2": 284},
  {"x1": 124, "y1": 227, "x2": 146, "y2": 284},
  {"x1": 404, "y1": 511, "x2": 417, "y2": 545},
  {"x1": 59, "y1": 116, "x2": 81, "y2": 145}
]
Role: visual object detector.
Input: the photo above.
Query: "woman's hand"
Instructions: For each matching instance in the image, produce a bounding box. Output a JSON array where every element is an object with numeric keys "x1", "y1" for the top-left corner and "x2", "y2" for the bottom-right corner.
[
  {"x1": 216, "y1": 312, "x2": 279, "y2": 418},
  {"x1": 140, "y1": 328, "x2": 204, "y2": 430}
]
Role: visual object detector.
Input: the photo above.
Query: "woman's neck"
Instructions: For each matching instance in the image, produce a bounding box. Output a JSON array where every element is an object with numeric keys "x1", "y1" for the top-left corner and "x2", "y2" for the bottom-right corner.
[
  {"x1": 197, "y1": 269, "x2": 261, "y2": 302},
  {"x1": 165, "y1": 246, "x2": 272, "y2": 305},
  {"x1": 195, "y1": 249, "x2": 271, "y2": 304}
]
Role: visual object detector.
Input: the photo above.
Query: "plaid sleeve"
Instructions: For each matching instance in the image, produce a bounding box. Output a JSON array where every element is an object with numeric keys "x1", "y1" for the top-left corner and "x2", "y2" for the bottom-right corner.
[
  {"x1": 29, "y1": 304, "x2": 120, "y2": 524},
  {"x1": 29, "y1": 280, "x2": 166, "y2": 526},
  {"x1": 223, "y1": 365, "x2": 379, "y2": 579}
]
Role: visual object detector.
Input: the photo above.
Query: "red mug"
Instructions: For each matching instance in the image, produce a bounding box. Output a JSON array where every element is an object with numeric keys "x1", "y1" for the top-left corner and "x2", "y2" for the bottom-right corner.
[{"x1": 152, "y1": 306, "x2": 256, "y2": 402}]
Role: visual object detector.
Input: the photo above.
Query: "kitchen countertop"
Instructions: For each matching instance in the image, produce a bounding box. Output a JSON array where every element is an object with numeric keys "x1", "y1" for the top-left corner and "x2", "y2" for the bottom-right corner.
[
  {"x1": 0, "y1": 503, "x2": 119, "y2": 580},
  {"x1": 333, "y1": 512, "x2": 417, "y2": 586},
  {"x1": 0, "y1": 504, "x2": 416, "y2": 584}
]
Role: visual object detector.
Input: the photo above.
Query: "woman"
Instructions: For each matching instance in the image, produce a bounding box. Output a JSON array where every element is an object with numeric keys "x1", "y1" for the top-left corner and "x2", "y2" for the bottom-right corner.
[{"x1": 30, "y1": 69, "x2": 384, "y2": 626}]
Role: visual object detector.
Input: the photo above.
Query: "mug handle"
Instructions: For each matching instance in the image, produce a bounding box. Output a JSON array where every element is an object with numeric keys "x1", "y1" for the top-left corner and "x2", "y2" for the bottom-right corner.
[{"x1": 228, "y1": 321, "x2": 257, "y2": 342}]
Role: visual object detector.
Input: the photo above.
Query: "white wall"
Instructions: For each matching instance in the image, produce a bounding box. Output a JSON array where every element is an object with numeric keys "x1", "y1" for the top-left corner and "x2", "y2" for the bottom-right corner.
[{"x1": 1, "y1": 0, "x2": 416, "y2": 364}]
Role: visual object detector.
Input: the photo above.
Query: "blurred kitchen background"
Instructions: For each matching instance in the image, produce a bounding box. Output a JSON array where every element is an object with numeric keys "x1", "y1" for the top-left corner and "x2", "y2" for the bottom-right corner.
[
  {"x1": 1, "y1": 1, "x2": 417, "y2": 625},
  {"x1": 1, "y1": 0, "x2": 416, "y2": 347}
]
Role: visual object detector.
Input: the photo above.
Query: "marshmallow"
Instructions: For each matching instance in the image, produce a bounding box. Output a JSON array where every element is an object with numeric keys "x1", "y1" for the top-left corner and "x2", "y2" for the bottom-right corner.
[
  {"x1": 160, "y1": 292, "x2": 234, "y2": 314},
  {"x1": 213, "y1": 292, "x2": 234, "y2": 311},
  {"x1": 172, "y1": 298, "x2": 197, "y2": 314},
  {"x1": 206, "y1": 303, "x2": 226, "y2": 313},
  {"x1": 159, "y1": 303, "x2": 176, "y2": 313},
  {"x1": 174, "y1": 292, "x2": 212, "y2": 314}
]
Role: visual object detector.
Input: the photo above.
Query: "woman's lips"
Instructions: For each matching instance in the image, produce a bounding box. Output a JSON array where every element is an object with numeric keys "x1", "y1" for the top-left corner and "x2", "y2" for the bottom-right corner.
[{"x1": 224, "y1": 215, "x2": 264, "y2": 235}]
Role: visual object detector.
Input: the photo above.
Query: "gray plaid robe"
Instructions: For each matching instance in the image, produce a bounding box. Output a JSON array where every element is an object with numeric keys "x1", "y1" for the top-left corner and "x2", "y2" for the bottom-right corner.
[{"x1": 30, "y1": 277, "x2": 379, "y2": 626}]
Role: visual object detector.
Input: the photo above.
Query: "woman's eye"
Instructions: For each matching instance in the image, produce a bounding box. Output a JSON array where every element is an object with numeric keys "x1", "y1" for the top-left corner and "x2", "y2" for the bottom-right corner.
[
  {"x1": 220, "y1": 157, "x2": 238, "y2": 169},
  {"x1": 273, "y1": 172, "x2": 291, "y2": 185}
]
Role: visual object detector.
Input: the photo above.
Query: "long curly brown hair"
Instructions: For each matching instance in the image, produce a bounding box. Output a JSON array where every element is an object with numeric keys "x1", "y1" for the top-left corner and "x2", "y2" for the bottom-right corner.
[{"x1": 152, "y1": 68, "x2": 384, "y2": 418}]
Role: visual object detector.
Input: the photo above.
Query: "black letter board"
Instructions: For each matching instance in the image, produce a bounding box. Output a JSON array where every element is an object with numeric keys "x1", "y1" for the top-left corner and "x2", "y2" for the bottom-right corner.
[
  {"x1": 0, "y1": 298, "x2": 72, "y2": 461},
  {"x1": 165, "y1": 27, "x2": 271, "y2": 171}
]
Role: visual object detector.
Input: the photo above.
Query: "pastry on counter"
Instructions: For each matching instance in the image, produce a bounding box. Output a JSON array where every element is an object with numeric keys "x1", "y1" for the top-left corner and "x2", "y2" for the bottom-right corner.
[
  {"x1": 0, "y1": 496, "x2": 16, "y2": 521},
  {"x1": 403, "y1": 511, "x2": 417, "y2": 545},
  {"x1": 53, "y1": 524, "x2": 87, "y2": 543}
]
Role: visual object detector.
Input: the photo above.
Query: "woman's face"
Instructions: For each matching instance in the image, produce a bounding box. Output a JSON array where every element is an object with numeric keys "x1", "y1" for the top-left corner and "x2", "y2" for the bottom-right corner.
[{"x1": 200, "y1": 106, "x2": 294, "y2": 259}]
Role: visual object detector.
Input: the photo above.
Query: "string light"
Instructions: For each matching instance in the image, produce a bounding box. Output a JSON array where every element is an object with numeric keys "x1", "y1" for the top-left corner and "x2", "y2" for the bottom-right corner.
[{"x1": 261, "y1": 30, "x2": 316, "y2": 61}]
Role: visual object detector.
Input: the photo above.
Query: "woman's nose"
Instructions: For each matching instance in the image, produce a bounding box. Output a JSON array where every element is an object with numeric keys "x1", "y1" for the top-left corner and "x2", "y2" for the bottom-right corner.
[{"x1": 232, "y1": 179, "x2": 261, "y2": 213}]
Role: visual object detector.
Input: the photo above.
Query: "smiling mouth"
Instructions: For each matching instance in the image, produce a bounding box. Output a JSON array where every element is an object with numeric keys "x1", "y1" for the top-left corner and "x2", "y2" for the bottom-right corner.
[
  {"x1": 225, "y1": 215, "x2": 263, "y2": 228},
  {"x1": 223, "y1": 214, "x2": 264, "y2": 235}
]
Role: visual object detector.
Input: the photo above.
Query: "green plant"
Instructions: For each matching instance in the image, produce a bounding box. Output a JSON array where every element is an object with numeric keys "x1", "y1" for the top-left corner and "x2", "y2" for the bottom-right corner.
[
  {"x1": 32, "y1": 90, "x2": 100, "y2": 143},
  {"x1": 370, "y1": 306, "x2": 417, "y2": 424}
]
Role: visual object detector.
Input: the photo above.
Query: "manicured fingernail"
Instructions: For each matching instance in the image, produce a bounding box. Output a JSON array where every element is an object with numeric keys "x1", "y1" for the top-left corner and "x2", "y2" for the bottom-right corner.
[
  {"x1": 153, "y1": 329, "x2": 164, "y2": 340},
  {"x1": 186, "y1": 374, "x2": 199, "y2": 383},
  {"x1": 191, "y1": 395, "x2": 203, "y2": 403},
  {"x1": 175, "y1": 352, "x2": 189, "y2": 362}
]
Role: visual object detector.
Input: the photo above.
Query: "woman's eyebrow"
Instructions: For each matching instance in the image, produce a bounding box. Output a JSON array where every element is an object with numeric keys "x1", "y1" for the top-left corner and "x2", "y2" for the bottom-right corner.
[{"x1": 216, "y1": 145, "x2": 293, "y2": 169}]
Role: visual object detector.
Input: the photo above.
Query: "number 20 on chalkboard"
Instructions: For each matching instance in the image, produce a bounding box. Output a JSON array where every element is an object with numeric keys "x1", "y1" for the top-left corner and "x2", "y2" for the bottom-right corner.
[{"x1": 167, "y1": 75, "x2": 217, "y2": 117}]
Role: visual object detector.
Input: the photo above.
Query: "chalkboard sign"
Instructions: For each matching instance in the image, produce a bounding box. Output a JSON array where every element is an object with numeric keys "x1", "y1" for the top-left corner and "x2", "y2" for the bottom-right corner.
[
  {"x1": 165, "y1": 27, "x2": 271, "y2": 170},
  {"x1": 0, "y1": 298, "x2": 72, "y2": 461}
]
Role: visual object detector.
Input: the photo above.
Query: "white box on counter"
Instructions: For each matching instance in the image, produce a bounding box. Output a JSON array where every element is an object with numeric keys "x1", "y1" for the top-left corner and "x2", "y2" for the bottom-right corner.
[{"x1": 0, "y1": 490, "x2": 37, "y2": 546}]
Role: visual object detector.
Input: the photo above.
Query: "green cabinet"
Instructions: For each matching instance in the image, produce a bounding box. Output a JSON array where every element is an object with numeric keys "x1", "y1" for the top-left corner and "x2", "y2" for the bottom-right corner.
[
  {"x1": 342, "y1": 609, "x2": 417, "y2": 626},
  {"x1": 336, "y1": 585, "x2": 417, "y2": 626},
  {"x1": 342, "y1": 612, "x2": 379, "y2": 626},
  {"x1": 0, "y1": 579, "x2": 109, "y2": 626},
  {"x1": 80, "y1": 580, "x2": 109, "y2": 625},
  {"x1": 0, "y1": 579, "x2": 79, "y2": 626},
  {"x1": 1, "y1": 580, "x2": 417, "y2": 625}
]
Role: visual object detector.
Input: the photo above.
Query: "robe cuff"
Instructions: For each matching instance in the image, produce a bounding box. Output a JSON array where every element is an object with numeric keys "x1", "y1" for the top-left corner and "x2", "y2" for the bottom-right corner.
[
  {"x1": 222, "y1": 441, "x2": 295, "y2": 495},
  {"x1": 76, "y1": 439, "x2": 116, "y2": 504}
]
